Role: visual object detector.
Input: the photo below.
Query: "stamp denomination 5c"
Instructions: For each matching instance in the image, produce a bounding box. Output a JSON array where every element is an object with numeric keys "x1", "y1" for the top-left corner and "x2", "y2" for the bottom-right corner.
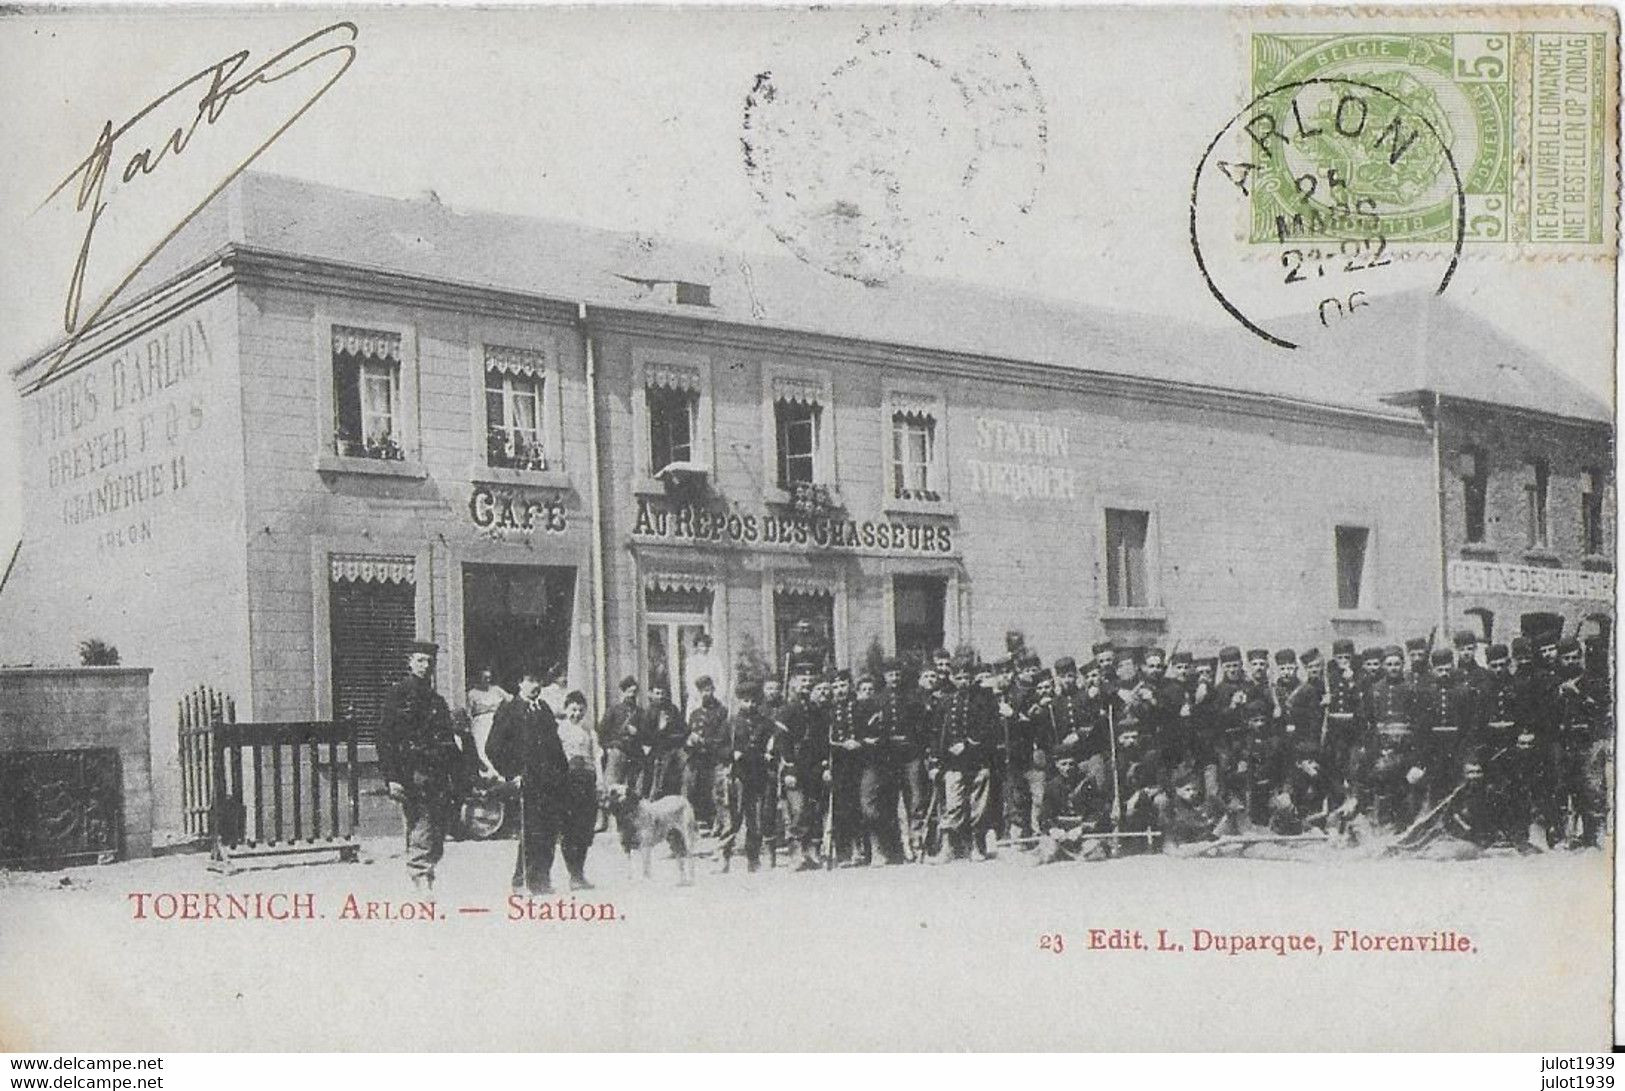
[{"x1": 1249, "y1": 30, "x2": 1611, "y2": 248}]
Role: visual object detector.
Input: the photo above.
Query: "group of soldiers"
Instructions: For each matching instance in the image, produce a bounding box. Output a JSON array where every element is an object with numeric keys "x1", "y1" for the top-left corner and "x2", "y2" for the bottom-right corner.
[{"x1": 597, "y1": 627, "x2": 1613, "y2": 871}]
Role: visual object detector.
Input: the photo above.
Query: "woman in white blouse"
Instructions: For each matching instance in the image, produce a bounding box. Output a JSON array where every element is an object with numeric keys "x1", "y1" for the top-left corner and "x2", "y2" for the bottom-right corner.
[{"x1": 556, "y1": 690, "x2": 601, "y2": 889}]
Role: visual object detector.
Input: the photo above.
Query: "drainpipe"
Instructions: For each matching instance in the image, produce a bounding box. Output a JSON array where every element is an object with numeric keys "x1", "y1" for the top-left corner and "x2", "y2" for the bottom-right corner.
[
  {"x1": 578, "y1": 303, "x2": 610, "y2": 717},
  {"x1": 1430, "y1": 390, "x2": 1451, "y2": 638}
]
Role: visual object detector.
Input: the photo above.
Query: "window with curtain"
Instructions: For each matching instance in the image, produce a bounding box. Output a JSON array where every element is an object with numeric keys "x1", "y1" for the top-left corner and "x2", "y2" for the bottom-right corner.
[
  {"x1": 332, "y1": 327, "x2": 403, "y2": 460},
  {"x1": 484, "y1": 346, "x2": 547, "y2": 471},
  {"x1": 891, "y1": 411, "x2": 937, "y2": 500},
  {"x1": 648, "y1": 386, "x2": 698, "y2": 473}
]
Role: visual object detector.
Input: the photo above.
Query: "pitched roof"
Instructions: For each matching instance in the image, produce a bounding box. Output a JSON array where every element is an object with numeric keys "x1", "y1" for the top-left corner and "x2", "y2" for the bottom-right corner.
[{"x1": 102, "y1": 172, "x2": 1610, "y2": 425}]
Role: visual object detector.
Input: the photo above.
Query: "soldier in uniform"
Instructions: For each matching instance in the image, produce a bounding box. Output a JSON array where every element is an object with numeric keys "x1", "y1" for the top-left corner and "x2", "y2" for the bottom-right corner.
[
  {"x1": 825, "y1": 669, "x2": 865, "y2": 865},
  {"x1": 379, "y1": 641, "x2": 463, "y2": 892},
  {"x1": 1416, "y1": 647, "x2": 1483, "y2": 802},
  {"x1": 783, "y1": 619, "x2": 831, "y2": 681},
  {"x1": 880, "y1": 658, "x2": 929, "y2": 849},
  {"x1": 684, "y1": 675, "x2": 729, "y2": 834},
  {"x1": 1187, "y1": 656, "x2": 1222, "y2": 799},
  {"x1": 1234, "y1": 700, "x2": 1279, "y2": 827},
  {"x1": 1157, "y1": 651, "x2": 1195, "y2": 769},
  {"x1": 776, "y1": 669, "x2": 821, "y2": 869},
  {"x1": 1210, "y1": 646, "x2": 1251, "y2": 807},
  {"x1": 1364, "y1": 646, "x2": 1425, "y2": 829},
  {"x1": 1271, "y1": 649, "x2": 1300, "y2": 714},
  {"x1": 853, "y1": 674, "x2": 905, "y2": 864},
  {"x1": 1321, "y1": 639, "x2": 1363, "y2": 795},
  {"x1": 761, "y1": 677, "x2": 785, "y2": 715},
  {"x1": 487, "y1": 670, "x2": 568, "y2": 895},
  {"x1": 1091, "y1": 640, "x2": 1118, "y2": 686},
  {"x1": 1453, "y1": 629, "x2": 1488, "y2": 695},
  {"x1": 1554, "y1": 638, "x2": 1608, "y2": 847},
  {"x1": 930, "y1": 655, "x2": 995, "y2": 861},
  {"x1": 718, "y1": 680, "x2": 775, "y2": 872},
  {"x1": 1284, "y1": 648, "x2": 1327, "y2": 771},
  {"x1": 1404, "y1": 636, "x2": 1430, "y2": 681},
  {"x1": 1358, "y1": 646, "x2": 1385, "y2": 691}
]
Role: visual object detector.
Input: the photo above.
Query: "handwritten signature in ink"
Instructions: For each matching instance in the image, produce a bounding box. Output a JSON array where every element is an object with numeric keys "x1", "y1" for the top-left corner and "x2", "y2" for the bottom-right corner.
[{"x1": 42, "y1": 21, "x2": 359, "y2": 371}]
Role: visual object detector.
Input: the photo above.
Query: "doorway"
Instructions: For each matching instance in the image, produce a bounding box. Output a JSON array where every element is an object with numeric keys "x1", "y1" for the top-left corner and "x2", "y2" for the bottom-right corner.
[{"x1": 462, "y1": 564, "x2": 576, "y2": 694}]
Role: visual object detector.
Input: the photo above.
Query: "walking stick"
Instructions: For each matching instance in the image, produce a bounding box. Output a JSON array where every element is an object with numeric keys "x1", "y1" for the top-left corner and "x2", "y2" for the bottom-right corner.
[
  {"x1": 916, "y1": 777, "x2": 941, "y2": 864},
  {"x1": 517, "y1": 776, "x2": 528, "y2": 893}
]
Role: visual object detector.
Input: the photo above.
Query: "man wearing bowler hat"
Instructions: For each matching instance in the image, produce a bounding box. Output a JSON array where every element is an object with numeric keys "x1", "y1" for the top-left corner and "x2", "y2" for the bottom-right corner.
[{"x1": 379, "y1": 640, "x2": 463, "y2": 892}]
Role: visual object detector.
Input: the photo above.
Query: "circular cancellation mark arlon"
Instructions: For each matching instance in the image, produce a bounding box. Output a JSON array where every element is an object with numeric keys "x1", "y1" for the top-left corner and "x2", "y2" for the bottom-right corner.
[{"x1": 1190, "y1": 77, "x2": 1466, "y2": 350}]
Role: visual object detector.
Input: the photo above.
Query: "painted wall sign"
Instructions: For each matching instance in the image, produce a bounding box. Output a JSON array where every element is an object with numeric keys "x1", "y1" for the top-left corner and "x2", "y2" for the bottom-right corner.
[
  {"x1": 1448, "y1": 559, "x2": 1614, "y2": 602},
  {"x1": 632, "y1": 498, "x2": 953, "y2": 554},
  {"x1": 28, "y1": 318, "x2": 213, "y2": 550},
  {"x1": 469, "y1": 485, "x2": 568, "y2": 535},
  {"x1": 964, "y1": 414, "x2": 1079, "y2": 501}
]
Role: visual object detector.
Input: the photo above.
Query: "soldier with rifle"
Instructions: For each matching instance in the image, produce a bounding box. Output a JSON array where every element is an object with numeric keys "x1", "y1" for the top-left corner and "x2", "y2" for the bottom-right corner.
[
  {"x1": 880, "y1": 658, "x2": 930, "y2": 853},
  {"x1": 825, "y1": 669, "x2": 865, "y2": 865},
  {"x1": 776, "y1": 670, "x2": 822, "y2": 870},
  {"x1": 1554, "y1": 637, "x2": 1608, "y2": 847},
  {"x1": 1415, "y1": 647, "x2": 1484, "y2": 804}
]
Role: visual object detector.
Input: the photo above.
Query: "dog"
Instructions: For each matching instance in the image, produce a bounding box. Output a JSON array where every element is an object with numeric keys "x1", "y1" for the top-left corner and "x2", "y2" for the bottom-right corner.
[{"x1": 602, "y1": 784, "x2": 698, "y2": 885}]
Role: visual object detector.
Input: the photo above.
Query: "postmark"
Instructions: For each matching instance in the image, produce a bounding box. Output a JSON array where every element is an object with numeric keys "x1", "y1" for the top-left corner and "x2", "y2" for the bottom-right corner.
[
  {"x1": 1190, "y1": 77, "x2": 1465, "y2": 349},
  {"x1": 1249, "y1": 31, "x2": 1609, "y2": 248},
  {"x1": 741, "y1": 13, "x2": 1048, "y2": 287}
]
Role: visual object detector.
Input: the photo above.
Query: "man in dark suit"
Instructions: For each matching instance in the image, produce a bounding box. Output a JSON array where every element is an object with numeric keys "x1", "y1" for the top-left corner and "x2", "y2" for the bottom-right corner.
[{"x1": 487, "y1": 670, "x2": 568, "y2": 895}]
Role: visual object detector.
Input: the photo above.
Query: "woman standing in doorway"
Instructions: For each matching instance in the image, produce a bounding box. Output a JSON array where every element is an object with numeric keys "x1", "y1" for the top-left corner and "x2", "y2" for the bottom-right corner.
[
  {"x1": 555, "y1": 690, "x2": 601, "y2": 889},
  {"x1": 466, "y1": 666, "x2": 510, "y2": 778}
]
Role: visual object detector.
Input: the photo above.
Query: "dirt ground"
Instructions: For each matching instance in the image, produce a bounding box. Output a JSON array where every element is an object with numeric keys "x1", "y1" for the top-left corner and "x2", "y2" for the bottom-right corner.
[{"x1": 0, "y1": 829, "x2": 1612, "y2": 1051}]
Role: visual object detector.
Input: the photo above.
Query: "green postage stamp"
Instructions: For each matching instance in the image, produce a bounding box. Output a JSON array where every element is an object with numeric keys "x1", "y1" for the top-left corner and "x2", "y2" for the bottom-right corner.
[{"x1": 1249, "y1": 30, "x2": 1611, "y2": 245}]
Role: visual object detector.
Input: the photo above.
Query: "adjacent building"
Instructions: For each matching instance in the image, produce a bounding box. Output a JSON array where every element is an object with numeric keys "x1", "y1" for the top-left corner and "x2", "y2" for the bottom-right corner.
[{"x1": 0, "y1": 174, "x2": 1609, "y2": 831}]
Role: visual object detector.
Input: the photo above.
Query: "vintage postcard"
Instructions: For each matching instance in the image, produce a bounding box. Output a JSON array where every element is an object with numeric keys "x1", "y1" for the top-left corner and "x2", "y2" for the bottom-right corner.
[{"x1": 0, "y1": 3, "x2": 1616, "y2": 1053}]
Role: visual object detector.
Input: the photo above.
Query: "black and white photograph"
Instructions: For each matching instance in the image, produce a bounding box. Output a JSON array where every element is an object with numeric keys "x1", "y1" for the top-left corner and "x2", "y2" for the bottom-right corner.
[{"x1": 0, "y1": 1, "x2": 1616, "y2": 1064}]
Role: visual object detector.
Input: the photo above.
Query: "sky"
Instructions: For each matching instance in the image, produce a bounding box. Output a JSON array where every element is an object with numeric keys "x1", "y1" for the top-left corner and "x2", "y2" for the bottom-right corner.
[{"x1": 0, "y1": 4, "x2": 1615, "y2": 560}]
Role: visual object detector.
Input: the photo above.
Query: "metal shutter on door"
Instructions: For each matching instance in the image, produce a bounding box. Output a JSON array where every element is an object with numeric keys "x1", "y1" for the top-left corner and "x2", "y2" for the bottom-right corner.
[{"x1": 330, "y1": 576, "x2": 417, "y2": 745}]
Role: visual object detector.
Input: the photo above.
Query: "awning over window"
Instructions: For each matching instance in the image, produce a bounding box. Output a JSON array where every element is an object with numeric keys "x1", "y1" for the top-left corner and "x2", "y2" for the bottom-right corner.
[
  {"x1": 889, "y1": 396, "x2": 937, "y2": 424},
  {"x1": 644, "y1": 571, "x2": 716, "y2": 595},
  {"x1": 332, "y1": 326, "x2": 401, "y2": 362},
  {"x1": 772, "y1": 574, "x2": 837, "y2": 596},
  {"x1": 772, "y1": 376, "x2": 823, "y2": 407},
  {"x1": 330, "y1": 554, "x2": 416, "y2": 584},
  {"x1": 485, "y1": 345, "x2": 547, "y2": 377},
  {"x1": 646, "y1": 364, "x2": 703, "y2": 393}
]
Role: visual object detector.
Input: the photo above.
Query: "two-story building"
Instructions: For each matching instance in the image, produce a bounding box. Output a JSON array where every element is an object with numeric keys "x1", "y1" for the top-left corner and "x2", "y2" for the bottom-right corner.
[{"x1": 0, "y1": 174, "x2": 1606, "y2": 831}]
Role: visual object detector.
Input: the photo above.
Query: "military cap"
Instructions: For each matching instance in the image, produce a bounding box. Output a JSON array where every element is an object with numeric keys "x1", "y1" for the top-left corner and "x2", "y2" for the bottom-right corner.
[
  {"x1": 736, "y1": 680, "x2": 763, "y2": 701},
  {"x1": 856, "y1": 672, "x2": 878, "y2": 687},
  {"x1": 1299, "y1": 648, "x2": 1322, "y2": 666},
  {"x1": 1404, "y1": 637, "x2": 1428, "y2": 652},
  {"x1": 410, "y1": 640, "x2": 439, "y2": 655},
  {"x1": 1242, "y1": 699, "x2": 1271, "y2": 721},
  {"x1": 617, "y1": 674, "x2": 639, "y2": 690},
  {"x1": 1511, "y1": 636, "x2": 1532, "y2": 657},
  {"x1": 1169, "y1": 650, "x2": 1194, "y2": 666},
  {"x1": 1382, "y1": 645, "x2": 1405, "y2": 660},
  {"x1": 1091, "y1": 640, "x2": 1115, "y2": 655},
  {"x1": 1273, "y1": 648, "x2": 1297, "y2": 665},
  {"x1": 694, "y1": 674, "x2": 715, "y2": 689},
  {"x1": 648, "y1": 673, "x2": 671, "y2": 690},
  {"x1": 1172, "y1": 764, "x2": 1202, "y2": 788},
  {"x1": 1144, "y1": 647, "x2": 1167, "y2": 662},
  {"x1": 992, "y1": 657, "x2": 1014, "y2": 673},
  {"x1": 1291, "y1": 735, "x2": 1322, "y2": 760},
  {"x1": 1536, "y1": 631, "x2": 1560, "y2": 650},
  {"x1": 880, "y1": 657, "x2": 901, "y2": 673},
  {"x1": 1429, "y1": 648, "x2": 1454, "y2": 666},
  {"x1": 1246, "y1": 648, "x2": 1270, "y2": 662},
  {"x1": 1019, "y1": 653, "x2": 1043, "y2": 670},
  {"x1": 1557, "y1": 637, "x2": 1582, "y2": 655},
  {"x1": 950, "y1": 654, "x2": 975, "y2": 673},
  {"x1": 1485, "y1": 643, "x2": 1510, "y2": 663},
  {"x1": 1218, "y1": 645, "x2": 1242, "y2": 663},
  {"x1": 1360, "y1": 646, "x2": 1384, "y2": 662},
  {"x1": 833, "y1": 667, "x2": 852, "y2": 682},
  {"x1": 1452, "y1": 629, "x2": 1479, "y2": 648},
  {"x1": 1197, "y1": 656, "x2": 1217, "y2": 671},
  {"x1": 1331, "y1": 638, "x2": 1357, "y2": 656},
  {"x1": 931, "y1": 648, "x2": 951, "y2": 660},
  {"x1": 1052, "y1": 655, "x2": 1078, "y2": 674},
  {"x1": 1052, "y1": 735, "x2": 1079, "y2": 759}
]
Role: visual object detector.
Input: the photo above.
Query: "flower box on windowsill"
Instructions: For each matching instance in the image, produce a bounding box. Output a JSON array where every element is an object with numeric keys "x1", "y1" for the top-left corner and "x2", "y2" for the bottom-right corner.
[
  {"x1": 769, "y1": 482, "x2": 844, "y2": 518},
  {"x1": 1521, "y1": 548, "x2": 1562, "y2": 567},
  {"x1": 1458, "y1": 542, "x2": 1498, "y2": 561},
  {"x1": 1581, "y1": 553, "x2": 1613, "y2": 573}
]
